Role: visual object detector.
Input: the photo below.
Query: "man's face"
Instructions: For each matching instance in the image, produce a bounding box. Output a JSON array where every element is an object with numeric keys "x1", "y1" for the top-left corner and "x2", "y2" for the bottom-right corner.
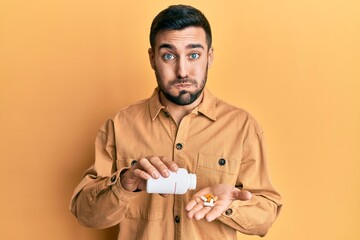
[{"x1": 148, "y1": 27, "x2": 214, "y2": 105}]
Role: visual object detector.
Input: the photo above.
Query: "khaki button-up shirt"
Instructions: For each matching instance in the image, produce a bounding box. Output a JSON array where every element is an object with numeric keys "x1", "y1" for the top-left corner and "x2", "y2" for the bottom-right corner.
[{"x1": 70, "y1": 88, "x2": 282, "y2": 239}]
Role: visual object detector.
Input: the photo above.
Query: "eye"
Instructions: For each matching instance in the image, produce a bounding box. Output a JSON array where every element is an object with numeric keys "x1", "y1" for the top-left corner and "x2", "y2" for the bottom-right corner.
[
  {"x1": 189, "y1": 53, "x2": 200, "y2": 59},
  {"x1": 163, "y1": 53, "x2": 175, "y2": 60}
]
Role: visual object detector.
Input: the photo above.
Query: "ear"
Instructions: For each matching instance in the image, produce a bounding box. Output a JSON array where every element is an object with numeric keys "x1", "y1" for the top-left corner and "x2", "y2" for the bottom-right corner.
[
  {"x1": 148, "y1": 48, "x2": 155, "y2": 70},
  {"x1": 207, "y1": 46, "x2": 214, "y2": 68}
]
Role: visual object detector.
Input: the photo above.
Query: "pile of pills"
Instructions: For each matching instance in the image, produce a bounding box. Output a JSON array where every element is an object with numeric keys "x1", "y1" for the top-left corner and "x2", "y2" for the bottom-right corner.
[{"x1": 200, "y1": 194, "x2": 218, "y2": 207}]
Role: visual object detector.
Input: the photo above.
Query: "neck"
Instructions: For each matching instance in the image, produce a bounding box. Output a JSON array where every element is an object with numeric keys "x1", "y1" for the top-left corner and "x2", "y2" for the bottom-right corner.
[{"x1": 159, "y1": 91, "x2": 204, "y2": 125}]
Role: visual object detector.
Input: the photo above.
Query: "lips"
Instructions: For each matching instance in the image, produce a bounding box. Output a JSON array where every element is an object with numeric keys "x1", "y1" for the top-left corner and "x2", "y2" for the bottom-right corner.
[
  {"x1": 174, "y1": 82, "x2": 192, "y2": 88},
  {"x1": 171, "y1": 78, "x2": 197, "y2": 88}
]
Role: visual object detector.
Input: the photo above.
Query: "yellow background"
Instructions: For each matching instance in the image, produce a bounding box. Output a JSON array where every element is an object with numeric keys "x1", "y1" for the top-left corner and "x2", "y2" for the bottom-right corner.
[{"x1": 1, "y1": 0, "x2": 359, "y2": 239}]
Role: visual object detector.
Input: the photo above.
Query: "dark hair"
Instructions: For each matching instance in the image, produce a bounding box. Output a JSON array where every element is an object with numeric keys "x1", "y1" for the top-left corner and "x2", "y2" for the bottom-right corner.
[{"x1": 149, "y1": 5, "x2": 212, "y2": 49}]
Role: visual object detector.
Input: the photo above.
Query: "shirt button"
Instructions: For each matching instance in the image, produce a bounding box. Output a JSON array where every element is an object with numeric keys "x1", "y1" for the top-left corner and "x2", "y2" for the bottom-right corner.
[
  {"x1": 225, "y1": 208, "x2": 233, "y2": 216},
  {"x1": 176, "y1": 143, "x2": 183, "y2": 150},
  {"x1": 110, "y1": 175, "x2": 117, "y2": 183},
  {"x1": 131, "y1": 160, "x2": 137, "y2": 166},
  {"x1": 175, "y1": 215, "x2": 181, "y2": 223},
  {"x1": 218, "y1": 158, "x2": 226, "y2": 166}
]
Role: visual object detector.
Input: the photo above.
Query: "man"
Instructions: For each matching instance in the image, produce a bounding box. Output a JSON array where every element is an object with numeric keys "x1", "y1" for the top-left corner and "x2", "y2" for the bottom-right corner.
[{"x1": 70, "y1": 5, "x2": 282, "y2": 239}]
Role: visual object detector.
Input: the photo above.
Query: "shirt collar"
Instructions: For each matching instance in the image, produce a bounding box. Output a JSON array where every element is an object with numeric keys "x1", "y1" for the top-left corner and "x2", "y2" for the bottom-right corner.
[
  {"x1": 196, "y1": 88, "x2": 217, "y2": 121},
  {"x1": 149, "y1": 87, "x2": 217, "y2": 121},
  {"x1": 149, "y1": 88, "x2": 165, "y2": 121}
]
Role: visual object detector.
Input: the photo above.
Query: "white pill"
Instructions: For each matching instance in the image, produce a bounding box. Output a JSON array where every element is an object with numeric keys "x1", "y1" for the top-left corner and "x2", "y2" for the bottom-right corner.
[{"x1": 200, "y1": 196, "x2": 207, "y2": 202}]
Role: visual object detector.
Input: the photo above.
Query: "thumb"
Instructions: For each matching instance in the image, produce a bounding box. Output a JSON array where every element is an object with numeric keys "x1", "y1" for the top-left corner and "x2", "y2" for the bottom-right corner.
[{"x1": 234, "y1": 189, "x2": 252, "y2": 201}]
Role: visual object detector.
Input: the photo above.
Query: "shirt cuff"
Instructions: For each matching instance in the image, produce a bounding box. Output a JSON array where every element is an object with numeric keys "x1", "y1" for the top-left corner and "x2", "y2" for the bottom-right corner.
[
  {"x1": 108, "y1": 167, "x2": 141, "y2": 201},
  {"x1": 218, "y1": 200, "x2": 253, "y2": 231}
]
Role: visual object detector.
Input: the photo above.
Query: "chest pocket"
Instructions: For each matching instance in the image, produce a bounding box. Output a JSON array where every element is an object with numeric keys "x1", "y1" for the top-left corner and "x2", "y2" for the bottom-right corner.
[{"x1": 195, "y1": 153, "x2": 241, "y2": 190}]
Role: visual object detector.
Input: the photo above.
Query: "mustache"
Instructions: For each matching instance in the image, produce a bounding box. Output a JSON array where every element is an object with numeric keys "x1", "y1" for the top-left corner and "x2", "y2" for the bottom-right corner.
[{"x1": 169, "y1": 78, "x2": 197, "y2": 86}]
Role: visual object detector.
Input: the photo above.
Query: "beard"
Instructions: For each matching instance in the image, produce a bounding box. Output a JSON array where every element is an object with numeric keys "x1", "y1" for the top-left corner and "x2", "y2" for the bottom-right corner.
[{"x1": 155, "y1": 67, "x2": 208, "y2": 106}]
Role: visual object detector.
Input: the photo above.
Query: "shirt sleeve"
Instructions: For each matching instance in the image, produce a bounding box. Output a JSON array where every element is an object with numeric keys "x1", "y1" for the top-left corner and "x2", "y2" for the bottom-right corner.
[
  {"x1": 217, "y1": 117, "x2": 282, "y2": 236},
  {"x1": 69, "y1": 119, "x2": 138, "y2": 229}
]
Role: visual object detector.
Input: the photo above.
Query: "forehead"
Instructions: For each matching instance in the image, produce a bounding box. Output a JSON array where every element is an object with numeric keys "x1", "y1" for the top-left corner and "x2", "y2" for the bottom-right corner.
[{"x1": 154, "y1": 26, "x2": 207, "y2": 50}]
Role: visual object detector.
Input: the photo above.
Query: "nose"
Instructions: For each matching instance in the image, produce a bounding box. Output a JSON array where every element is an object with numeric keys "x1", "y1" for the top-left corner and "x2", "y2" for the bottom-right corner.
[{"x1": 176, "y1": 57, "x2": 188, "y2": 79}]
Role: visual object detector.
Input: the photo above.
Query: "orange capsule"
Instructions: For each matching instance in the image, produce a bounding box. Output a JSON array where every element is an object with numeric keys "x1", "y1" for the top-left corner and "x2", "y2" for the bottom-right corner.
[{"x1": 205, "y1": 194, "x2": 213, "y2": 201}]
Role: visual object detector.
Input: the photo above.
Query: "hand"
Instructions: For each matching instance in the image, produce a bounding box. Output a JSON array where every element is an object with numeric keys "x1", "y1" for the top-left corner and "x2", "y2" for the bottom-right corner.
[
  {"x1": 185, "y1": 184, "x2": 252, "y2": 222},
  {"x1": 120, "y1": 156, "x2": 178, "y2": 192}
]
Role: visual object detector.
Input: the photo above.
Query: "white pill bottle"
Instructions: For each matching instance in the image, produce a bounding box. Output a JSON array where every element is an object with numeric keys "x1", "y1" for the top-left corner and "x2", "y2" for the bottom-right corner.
[{"x1": 146, "y1": 168, "x2": 197, "y2": 194}]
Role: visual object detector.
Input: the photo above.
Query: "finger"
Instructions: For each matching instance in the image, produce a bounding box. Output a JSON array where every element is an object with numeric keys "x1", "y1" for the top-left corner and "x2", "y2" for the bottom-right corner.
[
  {"x1": 148, "y1": 156, "x2": 171, "y2": 177},
  {"x1": 138, "y1": 157, "x2": 160, "y2": 179},
  {"x1": 185, "y1": 197, "x2": 201, "y2": 212},
  {"x1": 204, "y1": 205, "x2": 225, "y2": 222},
  {"x1": 236, "y1": 190, "x2": 252, "y2": 201},
  {"x1": 186, "y1": 201, "x2": 204, "y2": 219},
  {"x1": 193, "y1": 205, "x2": 212, "y2": 220},
  {"x1": 161, "y1": 157, "x2": 179, "y2": 172},
  {"x1": 190, "y1": 188, "x2": 211, "y2": 199},
  {"x1": 133, "y1": 168, "x2": 152, "y2": 180},
  {"x1": 185, "y1": 200, "x2": 197, "y2": 212},
  {"x1": 185, "y1": 188, "x2": 213, "y2": 211}
]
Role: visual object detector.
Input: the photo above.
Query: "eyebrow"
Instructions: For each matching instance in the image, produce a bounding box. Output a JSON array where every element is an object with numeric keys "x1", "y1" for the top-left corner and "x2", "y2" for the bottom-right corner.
[
  {"x1": 187, "y1": 43, "x2": 204, "y2": 49},
  {"x1": 159, "y1": 43, "x2": 174, "y2": 50},
  {"x1": 158, "y1": 43, "x2": 205, "y2": 50}
]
